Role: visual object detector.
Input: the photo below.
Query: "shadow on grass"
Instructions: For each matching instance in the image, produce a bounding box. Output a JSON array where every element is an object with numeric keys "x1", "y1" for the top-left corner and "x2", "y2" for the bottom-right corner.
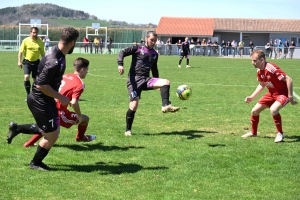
[
  {"x1": 207, "y1": 144, "x2": 226, "y2": 147},
  {"x1": 143, "y1": 130, "x2": 217, "y2": 140},
  {"x1": 52, "y1": 162, "x2": 168, "y2": 174},
  {"x1": 54, "y1": 142, "x2": 145, "y2": 151},
  {"x1": 284, "y1": 135, "x2": 300, "y2": 143},
  {"x1": 261, "y1": 135, "x2": 300, "y2": 143}
]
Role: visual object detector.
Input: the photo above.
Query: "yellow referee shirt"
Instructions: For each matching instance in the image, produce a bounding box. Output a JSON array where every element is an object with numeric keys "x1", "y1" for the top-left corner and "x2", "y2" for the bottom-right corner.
[{"x1": 19, "y1": 37, "x2": 45, "y2": 62}]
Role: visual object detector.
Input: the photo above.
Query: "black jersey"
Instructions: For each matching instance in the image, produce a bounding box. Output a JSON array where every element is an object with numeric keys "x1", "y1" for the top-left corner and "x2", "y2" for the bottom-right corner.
[
  {"x1": 181, "y1": 41, "x2": 190, "y2": 54},
  {"x1": 117, "y1": 44, "x2": 159, "y2": 78},
  {"x1": 31, "y1": 45, "x2": 66, "y2": 102}
]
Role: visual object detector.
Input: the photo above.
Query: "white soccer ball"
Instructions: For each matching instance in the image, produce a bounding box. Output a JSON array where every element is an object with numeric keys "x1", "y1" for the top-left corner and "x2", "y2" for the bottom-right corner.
[{"x1": 176, "y1": 85, "x2": 192, "y2": 100}]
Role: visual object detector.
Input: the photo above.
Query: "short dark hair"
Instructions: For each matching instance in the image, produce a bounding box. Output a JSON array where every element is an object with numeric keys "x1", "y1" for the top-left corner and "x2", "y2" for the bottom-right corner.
[
  {"x1": 60, "y1": 27, "x2": 79, "y2": 44},
  {"x1": 30, "y1": 27, "x2": 39, "y2": 33},
  {"x1": 146, "y1": 31, "x2": 157, "y2": 38},
  {"x1": 73, "y1": 57, "x2": 89, "y2": 72}
]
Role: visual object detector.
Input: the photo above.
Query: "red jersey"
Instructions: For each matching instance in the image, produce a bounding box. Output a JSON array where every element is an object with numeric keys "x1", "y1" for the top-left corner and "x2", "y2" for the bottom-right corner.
[
  {"x1": 257, "y1": 62, "x2": 287, "y2": 95},
  {"x1": 56, "y1": 74, "x2": 84, "y2": 111}
]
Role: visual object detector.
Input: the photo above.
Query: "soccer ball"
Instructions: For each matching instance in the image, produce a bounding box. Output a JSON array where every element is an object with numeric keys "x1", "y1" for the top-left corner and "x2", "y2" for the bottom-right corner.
[{"x1": 176, "y1": 85, "x2": 192, "y2": 100}]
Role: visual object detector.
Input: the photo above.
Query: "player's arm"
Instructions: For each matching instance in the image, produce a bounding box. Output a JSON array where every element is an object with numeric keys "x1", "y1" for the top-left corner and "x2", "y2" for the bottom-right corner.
[
  {"x1": 244, "y1": 83, "x2": 265, "y2": 103},
  {"x1": 18, "y1": 52, "x2": 23, "y2": 68},
  {"x1": 117, "y1": 45, "x2": 138, "y2": 75},
  {"x1": 37, "y1": 85, "x2": 69, "y2": 106},
  {"x1": 282, "y1": 75, "x2": 298, "y2": 105},
  {"x1": 151, "y1": 55, "x2": 159, "y2": 78},
  {"x1": 70, "y1": 98, "x2": 82, "y2": 123}
]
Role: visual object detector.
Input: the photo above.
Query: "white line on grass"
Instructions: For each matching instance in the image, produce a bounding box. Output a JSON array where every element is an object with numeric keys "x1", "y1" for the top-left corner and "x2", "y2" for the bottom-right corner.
[
  {"x1": 293, "y1": 91, "x2": 300, "y2": 101},
  {"x1": 88, "y1": 73, "x2": 300, "y2": 89}
]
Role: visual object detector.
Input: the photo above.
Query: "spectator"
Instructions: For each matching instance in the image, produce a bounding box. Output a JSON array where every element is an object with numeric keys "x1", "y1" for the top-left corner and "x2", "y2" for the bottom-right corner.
[
  {"x1": 273, "y1": 39, "x2": 278, "y2": 59},
  {"x1": 190, "y1": 39, "x2": 195, "y2": 55},
  {"x1": 226, "y1": 40, "x2": 231, "y2": 57},
  {"x1": 43, "y1": 36, "x2": 50, "y2": 51},
  {"x1": 278, "y1": 40, "x2": 283, "y2": 59},
  {"x1": 176, "y1": 39, "x2": 182, "y2": 56},
  {"x1": 207, "y1": 39, "x2": 213, "y2": 56},
  {"x1": 269, "y1": 39, "x2": 274, "y2": 58},
  {"x1": 265, "y1": 42, "x2": 271, "y2": 58},
  {"x1": 83, "y1": 36, "x2": 89, "y2": 53},
  {"x1": 221, "y1": 40, "x2": 226, "y2": 56},
  {"x1": 238, "y1": 40, "x2": 244, "y2": 57},
  {"x1": 99, "y1": 37, "x2": 104, "y2": 54},
  {"x1": 249, "y1": 41, "x2": 254, "y2": 55},
  {"x1": 231, "y1": 40, "x2": 237, "y2": 58},
  {"x1": 89, "y1": 39, "x2": 93, "y2": 54},
  {"x1": 283, "y1": 40, "x2": 289, "y2": 59},
  {"x1": 201, "y1": 39, "x2": 207, "y2": 56},
  {"x1": 156, "y1": 39, "x2": 163, "y2": 55},
  {"x1": 289, "y1": 40, "x2": 296, "y2": 59},
  {"x1": 213, "y1": 40, "x2": 219, "y2": 56},
  {"x1": 107, "y1": 37, "x2": 113, "y2": 54},
  {"x1": 195, "y1": 39, "x2": 201, "y2": 56},
  {"x1": 94, "y1": 37, "x2": 100, "y2": 54},
  {"x1": 166, "y1": 38, "x2": 172, "y2": 56}
]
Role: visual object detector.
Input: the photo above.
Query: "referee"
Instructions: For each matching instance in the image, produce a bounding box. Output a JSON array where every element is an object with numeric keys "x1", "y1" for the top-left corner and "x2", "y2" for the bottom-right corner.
[{"x1": 18, "y1": 27, "x2": 45, "y2": 100}]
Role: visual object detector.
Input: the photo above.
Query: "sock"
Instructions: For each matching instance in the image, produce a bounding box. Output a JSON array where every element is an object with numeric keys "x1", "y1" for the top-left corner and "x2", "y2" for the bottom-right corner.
[
  {"x1": 24, "y1": 134, "x2": 43, "y2": 147},
  {"x1": 16, "y1": 124, "x2": 41, "y2": 134},
  {"x1": 160, "y1": 85, "x2": 170, "y2": 106},
  {"x1": 31, "y1": 145, "x2": 49, "y2": 164},
  {"x1": 273, "y1": 113, "x2": 283, "y2": 133},
  {"x1": 187, "y1": 59, "x2": 189, "y2": 65},
  {"x1": 24, "y1": 80, "x2": 31, "y2": 95},
  {"x1": 250, "y1": 115, "x2": 259, "y2": 135},
  {"x1": 126, "y1": 109, "x2": 136, "y2": 131},
  {"x1": 76, "y1": 124, "x2": 88, "y2": 141},
  {"x1": 179, "y1": 59, "x2": 182, "y2": 65}
]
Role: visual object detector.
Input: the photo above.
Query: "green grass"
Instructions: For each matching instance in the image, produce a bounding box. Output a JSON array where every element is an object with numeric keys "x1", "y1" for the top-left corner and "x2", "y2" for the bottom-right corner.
[{"x1": 0, "y1": 53, "x2": 300, "y2": 200}]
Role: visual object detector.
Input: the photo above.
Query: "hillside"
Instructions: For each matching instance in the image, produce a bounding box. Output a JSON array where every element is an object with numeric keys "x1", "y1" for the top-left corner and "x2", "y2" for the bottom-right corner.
[{"x1": 0, "y1": 3, "x2": 156, "y2": 28}]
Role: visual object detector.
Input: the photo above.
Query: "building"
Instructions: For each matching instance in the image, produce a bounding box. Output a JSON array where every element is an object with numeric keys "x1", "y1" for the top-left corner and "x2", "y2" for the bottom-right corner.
[{"x1": 156, "y1": 17, "x2": 300, "y2": 47}]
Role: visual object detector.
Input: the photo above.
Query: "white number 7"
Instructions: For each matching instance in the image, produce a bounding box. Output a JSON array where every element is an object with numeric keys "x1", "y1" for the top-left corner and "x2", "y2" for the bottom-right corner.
[{"x1": 49, "y1": 119, "x2": 54, "y2": 128}]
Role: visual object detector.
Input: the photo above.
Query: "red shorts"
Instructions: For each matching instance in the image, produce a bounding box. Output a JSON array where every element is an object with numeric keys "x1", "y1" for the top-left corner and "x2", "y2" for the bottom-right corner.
[
  {"x1": 59, "y1": 110, "x2": 78, "y2": 128},
  {"x1": 258, "y1": 93, "x2": 289, "y2": 107}
]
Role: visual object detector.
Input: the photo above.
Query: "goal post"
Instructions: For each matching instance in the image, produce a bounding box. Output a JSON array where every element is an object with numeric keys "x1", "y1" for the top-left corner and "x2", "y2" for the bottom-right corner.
[
  {"x1": 18, "y1": 23, "x2": 49, "y2": 47},
  {"x1": 85, "y1": 24, "x2": 107, "y2": 45}
]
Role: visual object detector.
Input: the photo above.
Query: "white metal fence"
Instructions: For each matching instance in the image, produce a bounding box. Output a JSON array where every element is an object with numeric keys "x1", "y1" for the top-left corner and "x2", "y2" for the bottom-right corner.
[{"x1": 1, "y1": 41, "x2": 299, "y2": 59}]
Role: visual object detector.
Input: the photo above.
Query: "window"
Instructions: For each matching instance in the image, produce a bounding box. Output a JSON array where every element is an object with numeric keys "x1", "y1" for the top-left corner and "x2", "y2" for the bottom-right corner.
[
  {"x1": 291, "y1": 37, "x2": 297, "y2": 43},
  {"x1": 243, "y1": 35, "x2": 250, "y2": 40}
]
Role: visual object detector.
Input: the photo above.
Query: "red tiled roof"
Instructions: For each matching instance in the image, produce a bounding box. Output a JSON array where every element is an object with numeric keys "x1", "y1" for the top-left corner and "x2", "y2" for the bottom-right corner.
[
  {"x1": 156, "y1": 17, "x2": 300, "y2": 36},
  {"x1": 214, "y1": 18, "x2": 300, "y2": 32},
  {"x1": 156, "y1": 17, "x2": 214, "y2": 36}
]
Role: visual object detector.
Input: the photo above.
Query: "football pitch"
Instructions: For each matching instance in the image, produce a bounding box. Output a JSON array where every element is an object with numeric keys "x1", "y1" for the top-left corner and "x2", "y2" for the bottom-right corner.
[{"x1": 1, "y1": 52, "x2": 299, "y2": 199}]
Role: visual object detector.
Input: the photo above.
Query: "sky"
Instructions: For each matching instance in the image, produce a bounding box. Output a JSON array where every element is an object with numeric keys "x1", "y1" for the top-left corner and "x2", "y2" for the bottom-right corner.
[{"x1": 1, "y1": 0, "x2": 300, "y2": 24}]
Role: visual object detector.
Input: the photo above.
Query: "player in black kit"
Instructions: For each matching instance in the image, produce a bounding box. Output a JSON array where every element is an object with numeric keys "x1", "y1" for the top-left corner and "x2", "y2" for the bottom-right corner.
[
  {"x1": 178, "y1": 37, "x2": 191, "y2": 68},
  {"x1": 15, "y1": 27, "x2": 79, "y2": 170},
  {"x1": 117, "y1": 31, "x2": 180, "y2": 136}
]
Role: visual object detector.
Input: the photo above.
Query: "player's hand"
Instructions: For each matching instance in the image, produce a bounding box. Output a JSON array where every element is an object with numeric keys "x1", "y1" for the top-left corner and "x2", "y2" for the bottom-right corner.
[
  {"x1": 59, "y1": 95, "x2": 70, "y2": 106},
  {"x1": 18, "y1": 62, "x2": 22, "y2": 69},
  {"x1": 118, "y1": 66, "x2": 124, "y2": 75},
  {"x1": 289, "y1": 97, "x2": 298, "y2": 105},
  {"x1": 244, "y1": 96, "x2": 253, "y2": 103}
]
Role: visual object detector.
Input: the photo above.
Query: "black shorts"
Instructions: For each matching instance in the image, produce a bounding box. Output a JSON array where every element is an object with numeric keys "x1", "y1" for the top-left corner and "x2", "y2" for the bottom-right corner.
[
  {"x1": 127, "y1": 76, "x2": 158, "y2": 101},
  {"x1": 27, "y1": 94, "x2": 59, "y2": 133},
  {"x1": 23, "y1": 59, "x2": 40, "y2": 78}
]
